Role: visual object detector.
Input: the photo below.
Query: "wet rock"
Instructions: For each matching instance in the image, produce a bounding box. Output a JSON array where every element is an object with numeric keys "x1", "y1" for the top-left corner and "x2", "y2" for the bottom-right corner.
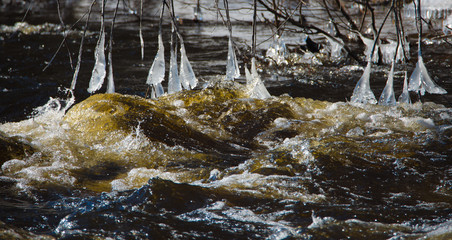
[
  {"x1": 64, "y1": 92, "x2": 251, "y2": 161},
  {"x1": 0, "y1": 131, "x2": 34, "y2": 166}
]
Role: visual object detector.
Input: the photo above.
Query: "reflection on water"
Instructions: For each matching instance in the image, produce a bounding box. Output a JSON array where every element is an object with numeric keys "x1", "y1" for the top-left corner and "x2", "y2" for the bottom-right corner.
[{"x1": 1, "y1": 0, "x2": 452, "y2": 239}]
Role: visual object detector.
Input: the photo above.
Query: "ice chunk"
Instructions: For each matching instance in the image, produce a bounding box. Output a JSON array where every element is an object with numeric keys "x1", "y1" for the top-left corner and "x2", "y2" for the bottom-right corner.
[
  {"x1": 87, "y1": 29, "x2": 107, "y2": 93},
  {"x1": 106, "y1": 50, "x2": 115, "y2": 93},
  {"x1": 350, "y1": 62, "x2": 377, "y2": 104},
  {"x1": 146, "y1": 34, "x2": 165, "y2": 86},
  {"x1": 398, "y1": 71, "x2": 411, "y2": 104},
  {"x1": 378, "y1": 61, "x2": 396, "y2": 106},
  {"x1": 324, "y1": 35, "x2": 346, "y2": 61},
  {"x1": 359, "y1": 34, "x2": 379, "y2": 63},
  {"x1": 168, "y1": 46, "x2": 182, "y2": 94},
  {"x1": 408, "y1": 56, "x2": 447, "y2": 95},
  {"x1": 225, "y1": 36, "x2": 240, "y2": 80},
  {"x1": 380, "y1": 40, "x2": 407, "y2": 64},
  {"x1": 265, "y1": 35, "x2": 288, "y2": 65},
  {"x1": 246, "y1": 58, "x2": 271, "y2": 99},
  {"x1": 179, "y1": 42, "x2": 198, "y2": 89}
]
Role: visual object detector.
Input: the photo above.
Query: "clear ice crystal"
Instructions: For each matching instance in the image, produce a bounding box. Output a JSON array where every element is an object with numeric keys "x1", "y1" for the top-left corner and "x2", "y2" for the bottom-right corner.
[
  {"x1": 265, "y1": 35, "x2": 288, "y2": 65},
  {"x1": 359, "y1": 34, "x2": 379, "y2": 63},
  {"x1": 380, "y1": 40, "x2": 407, "y2": 64},
  {"x1": 350, "y1": 62, "x2": 377, "y2": 104},
  {"x1": 398, "y1": 71, "x2": 411, "y2": 104},
  {"x1": 378, "y1": 61, "x2": 396, "y2": 106},
  {"x1": 325, "y1": 35, "x2": 345, "y2": 61},
  {"x1": 168, "y1": 46, "x2": 182, "y2": 94},
  {"x1": 87, "y1": 30, "x2": 107, "y2": 93},
  {"x1": 146, "y1": 34, "x2": 165, "y2": 86},
  {"x1": 246, "y1": 58, "x2": 271, "y2": 99},
  {"x1": 179, "y1": 42, "x2": 198, "y2": 90},
  {"x1": 106, "y1": 50, "x2": 115, "y2": 93},
  {"x1": 408, "y1": 56, "x2": 447, "y2": 95},
  {"x1": 225, "y1": 37, "x2": 240, "y2": 80}
]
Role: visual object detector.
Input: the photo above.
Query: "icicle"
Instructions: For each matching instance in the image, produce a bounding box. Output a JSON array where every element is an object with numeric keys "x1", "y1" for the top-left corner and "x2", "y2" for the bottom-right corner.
[
  {"x1": 168, "y1": 46, "x2": 181, "y2": 94},
  {"x1": 146, "y1": 34, "x2": 165, "y2": 92},
  {"x1": 155, "y1": 82, "x2": 165, "y2": 97},
  {"x1": 245, "y1": 64, "x2": 252, "y2": 86},
  {"x1": 225, "y1": 36, "x2": 240, "y2": 80},
  {"x1": 106, "y1": 0, "x2": 120, "y2": 94},
  {"x1": 139, "y1": 0, "x2": 144, "y2": 60},
  {"x1": 398, "y1": 71, "x2": 411, "y2": 104},
  {"x1": 408, "y1": 56, "x2": 447, "y2": 96},
  {"x1": 106, "y1": 50, "x2": 115, "y2": 93},
  {"x1": 87, "y1": 29, "x2": 107, "y2": 93},
  {"x1": 179, "y1": 42, "x2": 198, "y2": 89},
  {"x1": 246, "y1": 58, "x2": 271, "y2": 99},
  {"x1": 350, "y1": 62, "x2": 377, "y2": 104},
  {"x1": 378, "y1": 61, "x2": 396, "y2": 106}
]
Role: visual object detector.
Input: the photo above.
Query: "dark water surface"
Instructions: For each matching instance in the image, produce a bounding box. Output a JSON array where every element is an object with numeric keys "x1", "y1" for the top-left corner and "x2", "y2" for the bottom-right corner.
[{"x1": 1, "y1": 1, "x2": 452, "y2": 239}]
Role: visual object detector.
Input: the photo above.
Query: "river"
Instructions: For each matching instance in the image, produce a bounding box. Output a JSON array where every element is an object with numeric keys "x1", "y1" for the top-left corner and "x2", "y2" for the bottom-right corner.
[{"x1": 0, "y1": 0, "x2": 451, "y2": 239}]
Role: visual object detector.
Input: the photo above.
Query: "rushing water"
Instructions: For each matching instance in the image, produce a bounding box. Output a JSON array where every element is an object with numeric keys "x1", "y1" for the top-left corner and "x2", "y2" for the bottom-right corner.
[{"x1": 1, "y1": 0, "x2": 452, "y2": 239}]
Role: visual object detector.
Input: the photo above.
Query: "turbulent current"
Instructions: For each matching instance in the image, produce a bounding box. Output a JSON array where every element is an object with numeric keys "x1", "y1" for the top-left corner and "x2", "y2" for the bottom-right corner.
[
  {"x1": 1, "y1": 0, "x2": 452, "y2": 239},
  {"x1": 1, "y1": 85, "x2": 451, "y2": 239}
]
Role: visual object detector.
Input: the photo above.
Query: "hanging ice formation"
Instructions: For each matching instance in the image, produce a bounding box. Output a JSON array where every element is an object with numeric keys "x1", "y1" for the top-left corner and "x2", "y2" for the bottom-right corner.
[
  {"x1": 168, "y1": 21, "x2": 182, "y2": 94},
  {"x1": 265, "y1": 35, "x2": 288, "y2": 65},
  {"x1": 398, "y1": 71, "x2": 411, "y2": 104},
  {"x1": 359, "y1": 34, "x2": 380, "y2": 63},
  {"x1": 350, "y1": 62, "x2": 377, "y2": 104},
  {"x1": 87, "y1": 4, "x2": 107, "y2": 94},
  {"x1": 179, "y1": 42, "x2": 198, "y2": 90},
  {"x1": 324, "y1": 34, "x2": 346, "y2": 61},
  {"x1": 408, "y1": 56, "x2": 447, "y2": 95},
  {"x1": 168, "y1": 44, "x2": 181, "y2": 94},
  {"x1": 378, "y1": 61, "x2": 396, "y2": 106},
  {"x1": 380, "y1": 39, "x2": 408, "y2": 65},
  {"x1": 146, "y1": 34, "x2": 165, "y2": 98},
  {"x1": 408, "y1": 0, "x2": 447, "y2": 96},
  {"x1": 245, "y1": 58, "x2": 271, "y2": 99},
  {"x1": 225, "y1": 36, "x2": 241, "y2": 80},
  {"x1": 106, "y1": 50, "x2": 115, "y2": 93}
]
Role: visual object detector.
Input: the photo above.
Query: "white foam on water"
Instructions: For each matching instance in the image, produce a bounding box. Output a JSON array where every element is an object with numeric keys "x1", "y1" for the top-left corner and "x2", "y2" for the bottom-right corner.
[{"x1": 111, "y1": 167, "x2": 184, "y2": 191}]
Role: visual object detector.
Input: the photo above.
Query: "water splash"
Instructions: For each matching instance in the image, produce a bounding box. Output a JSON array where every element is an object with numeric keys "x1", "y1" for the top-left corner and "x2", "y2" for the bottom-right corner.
[
  {"x1": 378, "y1": 61, "x2": 396, "y2": 106},
  {"x1": 225, "y1": 36, "x2": 240, "y2": 80},
  {"x1": 179, "y1": 42, "x2": 198, "y2": 90},
  {"x1": 350, "y1": 62, "x2": 377, "y2": 104},
  {"x1": 87, "y1": 29, "x2": 106, "y2": 93},
  {"x1": 408, "y1": 56, "x2": 447, "y2": 95}
]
